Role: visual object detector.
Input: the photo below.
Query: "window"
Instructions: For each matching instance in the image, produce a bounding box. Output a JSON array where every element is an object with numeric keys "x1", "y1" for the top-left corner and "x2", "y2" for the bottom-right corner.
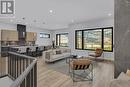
[
  {"x1": 103, "y1": 28, "x2": 113, "y2": 51},
  {"x1": 56, "y1": 33, "x2": 69, "y2": 47},
  {"x1": 40, "y1": 33, "x2": 50, "y2": 38},
  {"x1": 75, "y1": 31, "x2": 82, "y2": 49},
  {"x1": 75, "y1": 27, "x2": 113, "y2": 52},
  {"x1": 84, "y1": 29, "x2": 102, "y2": 50}
]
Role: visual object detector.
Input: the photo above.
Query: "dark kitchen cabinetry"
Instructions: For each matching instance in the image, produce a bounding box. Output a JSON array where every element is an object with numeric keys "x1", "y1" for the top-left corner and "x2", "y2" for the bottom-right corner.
[
  {"x1": 1, "y1": 46, "x2": 10, "y2": 57},
  {"x1": 17, "y1": 24, "x2": 26, "y2": 39},
  {"x1": 17, "y1": 24, "x2": 26, "y2": 45}
]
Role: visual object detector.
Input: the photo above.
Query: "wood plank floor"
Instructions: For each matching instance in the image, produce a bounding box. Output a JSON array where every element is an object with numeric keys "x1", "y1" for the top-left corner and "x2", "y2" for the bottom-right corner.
[
  {"x1": 0, "y1": 56, "x2": 114, "y2": 87},
  {"x1": 0, "y1": 57, "x2": 7, "y2": 76},
  {"x1": 37, "y1": 58, "x2": 114, "y2": 87}
]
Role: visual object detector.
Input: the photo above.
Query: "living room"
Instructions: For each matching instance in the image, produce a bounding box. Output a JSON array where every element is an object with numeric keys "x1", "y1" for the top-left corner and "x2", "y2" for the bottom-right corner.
[{"x1": 0, "y1": 0, "x2": 130, "y2": 87}]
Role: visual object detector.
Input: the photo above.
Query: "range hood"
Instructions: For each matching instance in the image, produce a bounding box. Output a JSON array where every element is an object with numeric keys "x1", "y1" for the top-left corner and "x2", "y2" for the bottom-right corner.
[{"x1": 17, "y1": 24, "x2": 26, "y2": 45}]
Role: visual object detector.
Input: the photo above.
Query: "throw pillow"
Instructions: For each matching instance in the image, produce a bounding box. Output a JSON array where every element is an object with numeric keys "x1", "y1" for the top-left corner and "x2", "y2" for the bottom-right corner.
[
  {"x1": 56, "y1": 50, "x2": 61, "y2": 54},
  {"x1": 117, "y1": 72, "x2": 130, "y2": 80},
  {"x1": 126, "y1": 69, "x2": 130, "y2": 77}
]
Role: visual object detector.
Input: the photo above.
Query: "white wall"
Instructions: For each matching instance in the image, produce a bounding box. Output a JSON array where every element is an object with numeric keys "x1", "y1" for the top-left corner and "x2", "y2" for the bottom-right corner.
[
  {"x1": 0, "y1": 17, "x2": 114, "y2": 59},
  {"x1": 27, "y1": 26, "x2": 53, "y2": 46},
  {"x1": 53, "y1": 18, "x2": 114, "y2": 59},
  {"x1": 0, "y1": 22, "x2": 52, "y2": 46}
]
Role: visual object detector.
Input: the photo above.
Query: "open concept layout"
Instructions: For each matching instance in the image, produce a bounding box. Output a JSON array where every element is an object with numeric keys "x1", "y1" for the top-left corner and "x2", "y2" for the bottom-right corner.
[{"x1": 0, "y1": 0, "x2": 130, "y2": 87}]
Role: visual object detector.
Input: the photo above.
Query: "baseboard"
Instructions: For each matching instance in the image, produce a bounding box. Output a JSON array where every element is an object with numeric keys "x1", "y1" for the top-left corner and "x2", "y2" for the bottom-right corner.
[{"x1": 0, "y1": 74, "x2": 8, "y2": 78}]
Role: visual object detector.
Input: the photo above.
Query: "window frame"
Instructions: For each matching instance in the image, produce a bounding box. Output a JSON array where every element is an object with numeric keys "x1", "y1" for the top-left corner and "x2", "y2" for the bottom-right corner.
[
  {"x1": 56, "y1": 33, "x2": 69, "y2": 47},
  {"x1": 75, "y1": 30, "x2": 83, "y2": 50},
  {"x1": 75, "y1": 27, "x2": 113, "y2": 52},
  {"x1": 40, "y1": 33, "x2": 50, "y2": 38}
]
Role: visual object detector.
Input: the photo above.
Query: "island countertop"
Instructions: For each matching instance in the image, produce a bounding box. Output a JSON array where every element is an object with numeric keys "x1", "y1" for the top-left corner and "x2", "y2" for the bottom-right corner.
[{"x1": 11, "y1": 46, "x2": 44, "y2": 53}]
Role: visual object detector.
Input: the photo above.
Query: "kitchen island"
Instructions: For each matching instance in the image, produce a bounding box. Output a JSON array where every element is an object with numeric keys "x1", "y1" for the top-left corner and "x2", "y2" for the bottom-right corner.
[{"x1": 11, "y1": 46, "x2": 44, "y2": 57}]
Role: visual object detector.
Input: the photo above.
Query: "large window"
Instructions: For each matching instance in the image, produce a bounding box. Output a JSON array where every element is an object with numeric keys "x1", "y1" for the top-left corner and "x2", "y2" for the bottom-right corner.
[
  {"x1": 56, "y1": 33, "x2": 69, "y2": 47},
  {"x1": 83, "y1": 29, "x2": 102, "y2": 50},
  {"x1": 75, "y1": 27, "x2": 113, "y2": 52}
]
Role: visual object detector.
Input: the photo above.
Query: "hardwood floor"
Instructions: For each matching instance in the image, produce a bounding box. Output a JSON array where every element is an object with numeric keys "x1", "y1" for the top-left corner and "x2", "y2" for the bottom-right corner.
[
  {"x1": 0, "y1": 56, "x2": 114, "y2": 87},
  {"x1": 37, "y1": 59, "x2": 92, "y2": 87},
  {"x1": 0, "y1": 57, "x2": 7, "y2": 76},
  {"x1": 37, "y1": 58, "x2": 114, "y2": 87}
]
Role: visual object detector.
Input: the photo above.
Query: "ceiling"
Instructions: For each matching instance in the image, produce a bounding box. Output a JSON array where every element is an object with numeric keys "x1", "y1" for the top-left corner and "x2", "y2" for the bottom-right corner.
[{"x1": 0, "y1": 0, "x2": 114, "y2": 30}]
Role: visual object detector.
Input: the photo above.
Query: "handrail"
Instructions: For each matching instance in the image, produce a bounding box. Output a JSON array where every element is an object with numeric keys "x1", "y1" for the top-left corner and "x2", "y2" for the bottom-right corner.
[
  {"x1": 8, "y1": 52, "x2": 36, "y2": 60},
  {"x1": 10, "y1": 59, "x2": 37, "y2": 87},
  {"x1": 8, "y1": 52, "x2": 37, "y2": 87}
]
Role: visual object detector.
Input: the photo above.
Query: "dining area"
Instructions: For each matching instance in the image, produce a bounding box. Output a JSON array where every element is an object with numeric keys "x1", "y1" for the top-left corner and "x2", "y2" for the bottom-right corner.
[{"x1": 10, "y1": 46, "x2": 44, "y2": 57}]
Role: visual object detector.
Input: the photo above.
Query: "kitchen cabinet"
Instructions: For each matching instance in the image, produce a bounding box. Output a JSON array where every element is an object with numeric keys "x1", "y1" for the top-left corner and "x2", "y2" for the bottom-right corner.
[
  {"x1": 9, "y1": 30, "x2": 19, "y2": 41},
  {"x1": 26, "y1": 32, "x2": 37, "y2": 41},
  {"x1": 1, "y1": 30, "x2": 18, "y2": 41}
]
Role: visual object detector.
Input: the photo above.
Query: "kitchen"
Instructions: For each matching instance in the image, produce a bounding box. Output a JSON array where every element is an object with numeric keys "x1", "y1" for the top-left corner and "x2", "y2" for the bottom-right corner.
[{"x1": 0, "y1": 24, "x2": 44, "y2": 57}]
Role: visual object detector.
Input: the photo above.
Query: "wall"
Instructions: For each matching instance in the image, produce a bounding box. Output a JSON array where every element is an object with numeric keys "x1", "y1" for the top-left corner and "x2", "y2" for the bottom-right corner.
[
  {"x1": 53, "y1": 18, "x2": 114, "y2": 59},
  {"x1": 115, "y1": 0, "x2": 130, "y2": 78},
  {"x1": 0, "y1": 22, "x2": 52, "y2": 46}
]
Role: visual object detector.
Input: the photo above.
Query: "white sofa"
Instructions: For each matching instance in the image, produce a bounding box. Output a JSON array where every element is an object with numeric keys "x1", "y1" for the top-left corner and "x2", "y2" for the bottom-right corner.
[
  {"x1": 109, "y1": 72, "x2": 130, "y2": 87},
  {"x1": 43, "y1": 48, "x2": 71, "y2": 62}
]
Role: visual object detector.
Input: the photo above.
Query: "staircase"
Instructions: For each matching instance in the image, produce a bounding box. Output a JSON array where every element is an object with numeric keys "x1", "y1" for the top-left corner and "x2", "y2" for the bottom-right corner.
[{"x1": 0, "y1": 52, "x2": 37, "y2": 87}]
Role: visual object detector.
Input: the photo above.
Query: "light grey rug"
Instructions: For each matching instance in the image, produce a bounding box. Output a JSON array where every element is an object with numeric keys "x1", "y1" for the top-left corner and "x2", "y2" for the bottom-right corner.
[
  {"x1": 44, "y1": 59, "x2": 114, "y2": 87},
  {"x1": 45, "y1": 59, "x2": 70, "y2": 75},
  {"x1": 45, "y1": 59, "x2": 93, "y2": 81}
]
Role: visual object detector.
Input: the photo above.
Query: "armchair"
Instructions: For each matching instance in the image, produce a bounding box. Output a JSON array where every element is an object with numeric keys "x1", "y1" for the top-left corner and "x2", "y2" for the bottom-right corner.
[
  {"x1": 69, "y1": 59, "x2": 93, "y2": 82},
  {"x1": 88, "y1": 48, "x2": 104, "y2": 61}
]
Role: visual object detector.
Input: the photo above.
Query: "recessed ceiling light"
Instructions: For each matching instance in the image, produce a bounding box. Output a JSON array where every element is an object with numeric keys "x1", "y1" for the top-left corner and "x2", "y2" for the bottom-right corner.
[
  {"x1": 108, "y1": 13, "x2": 112, "y2": 16},
  {"x1": 22, "y1": 17, "x2": 25, "y2": 20},
  {"x1": 49, "y1": 10, "x2": 53, "y2": 13},
  {"x1": 71, "y1": 20, "x2": 74, "y2": 23}
]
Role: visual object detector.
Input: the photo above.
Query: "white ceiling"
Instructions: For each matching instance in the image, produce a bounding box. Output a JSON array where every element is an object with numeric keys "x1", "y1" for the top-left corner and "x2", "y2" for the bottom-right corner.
[{"x1": 0, "y1": 0, "x2": 114, "y2": 30}]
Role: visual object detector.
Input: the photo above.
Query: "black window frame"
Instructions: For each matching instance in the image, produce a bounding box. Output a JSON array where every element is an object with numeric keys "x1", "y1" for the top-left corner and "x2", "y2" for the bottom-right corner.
[
  {"x1": 56, "y1": 33, "x2": 69, "y2": 47},
  {"x1": 40, "y1": 33, "x2": 50, "y2": 38},
  {"x1": 75, "y1": 27, "x2": 113, "y2": 52}
]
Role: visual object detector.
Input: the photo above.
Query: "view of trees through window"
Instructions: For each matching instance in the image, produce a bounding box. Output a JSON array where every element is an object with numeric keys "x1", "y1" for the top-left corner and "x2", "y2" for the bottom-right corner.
[
  {"x1": 84, "y1": 30, "x2": 102, "y2": 50},
  {"x1": 75, "y1": 27, "x2": 113, "y2": 52},
  {"x1": 103, "y1": 29, "x2": 113, "y2": 51},
  {"x1": 56, "y1": 33, "x2": 69, "y2": 47},
  {"x1": 75, "y1": 31, "x2": 82, "y2": 49}
]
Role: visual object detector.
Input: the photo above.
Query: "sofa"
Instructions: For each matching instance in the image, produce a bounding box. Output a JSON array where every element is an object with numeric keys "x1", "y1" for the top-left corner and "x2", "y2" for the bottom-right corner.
[
  {"x1": 43, "y1": 48, "x2": 71, "y2": 62},
  {"x1": 109, "y1": 70, "x2": 130, "y2": 87}
]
